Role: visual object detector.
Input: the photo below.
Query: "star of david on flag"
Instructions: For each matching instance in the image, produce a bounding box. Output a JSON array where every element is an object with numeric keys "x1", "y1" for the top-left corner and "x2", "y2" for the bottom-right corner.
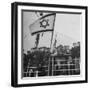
[{"x1": 29, "y1": 13, "x2": 56, "y2": 35}]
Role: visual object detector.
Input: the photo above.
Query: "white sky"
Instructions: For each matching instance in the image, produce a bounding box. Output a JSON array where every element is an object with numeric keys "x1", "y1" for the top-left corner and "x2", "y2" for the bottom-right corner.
[{"x1": 23, "y1": 11, "x2": 81, "y2": 53}]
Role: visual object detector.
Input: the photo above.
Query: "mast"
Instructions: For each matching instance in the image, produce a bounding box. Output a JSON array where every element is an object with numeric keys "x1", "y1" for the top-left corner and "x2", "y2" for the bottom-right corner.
[
  {"x1": 35, "y1": 33, "x2": 40, "y2": 49},
  {"x1": 48, "y1": 13, "x2": 56, "y2": 76},
  {"x1": 50, "y1": 14, "x2": 56, "y2": 52}
]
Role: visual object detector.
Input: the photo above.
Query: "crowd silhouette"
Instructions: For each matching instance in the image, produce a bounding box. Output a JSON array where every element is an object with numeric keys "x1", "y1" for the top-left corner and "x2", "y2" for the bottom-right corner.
[{"x1": 22, "y1": 42, "x2": 80, "y2": 77}]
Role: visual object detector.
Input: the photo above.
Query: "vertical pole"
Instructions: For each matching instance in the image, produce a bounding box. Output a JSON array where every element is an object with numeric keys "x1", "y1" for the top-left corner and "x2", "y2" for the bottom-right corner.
[
  {"x1": 48, "y1": 13, "x2": 56, "y2": 76},
  {"x1": 50, "y1": 14, "x2": 56, "y2": 51},
  {"x1": 52, "y1": 56, "x2": 54, "y2": 76},
  {"x1": 35, "y1": 33, "x2": 40, "y2": 48}
]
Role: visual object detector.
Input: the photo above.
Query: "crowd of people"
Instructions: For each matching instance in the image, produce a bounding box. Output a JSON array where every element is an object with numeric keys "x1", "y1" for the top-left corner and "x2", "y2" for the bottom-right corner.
[{"x1": 22, "y1": 42, "x2": 80, "y2": 77}]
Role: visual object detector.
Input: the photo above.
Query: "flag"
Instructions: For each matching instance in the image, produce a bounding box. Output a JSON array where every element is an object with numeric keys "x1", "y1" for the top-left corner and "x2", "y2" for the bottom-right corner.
[
  {"x1": 29, "y1": 13, "x2": 56, "y2": 35},
  {"x1": 35, "y1": 12, "x2": 44, "y2": 18},
  {"x1": 35, "y1": 12, "x2": 51, "y2": 18}
]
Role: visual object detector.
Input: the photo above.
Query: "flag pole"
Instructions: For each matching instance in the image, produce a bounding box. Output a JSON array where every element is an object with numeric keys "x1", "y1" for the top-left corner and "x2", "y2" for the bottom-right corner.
[
  {"x1": 50, "y1": 14, "x2": 56, "y2": 52},
  {"x1": 35, "y1": 33, "x2": 40, "y2": 49},
  {"x1": 48, "y1": 13, "x2": 56, "y2": 76}
]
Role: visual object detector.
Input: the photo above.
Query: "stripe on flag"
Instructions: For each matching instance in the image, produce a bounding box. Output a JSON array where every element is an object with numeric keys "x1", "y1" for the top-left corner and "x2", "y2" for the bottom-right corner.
[{"x1": 29, "y1": 13, "x2": 56, "y2": 35}]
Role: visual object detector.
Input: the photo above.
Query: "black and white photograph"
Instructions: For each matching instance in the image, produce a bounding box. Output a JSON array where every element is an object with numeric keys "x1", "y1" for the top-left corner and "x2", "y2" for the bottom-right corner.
[
  {"x1": 22, "y1": 11, "x2": 81, "y2": 78},
  {"x1": 11, "y1": 2, "x2": 87, "y2": 87}
]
